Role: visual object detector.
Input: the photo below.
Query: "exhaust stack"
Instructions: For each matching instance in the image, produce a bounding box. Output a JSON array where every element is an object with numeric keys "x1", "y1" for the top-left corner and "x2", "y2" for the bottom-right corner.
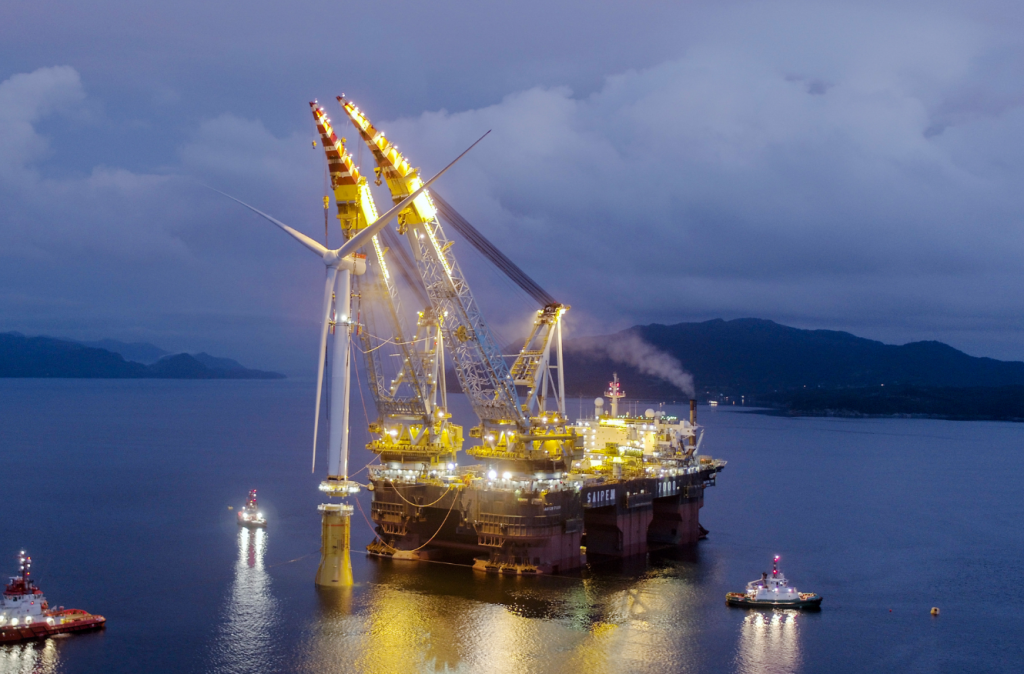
[{"x1": 689, "y1": 399, "x2": 697, "y2": 452}]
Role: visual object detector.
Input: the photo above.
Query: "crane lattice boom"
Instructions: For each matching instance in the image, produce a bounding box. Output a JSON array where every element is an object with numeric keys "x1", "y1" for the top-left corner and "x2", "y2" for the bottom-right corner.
[
  {"x1": 339, "y1": 96, "x2": 523, "y2": 428},
  {"x1": 311, "y1": 102, "x2": 461, "y2": 463},
  {"x1": 338, "y1": 97, "x2": 580, "y2": 466}
]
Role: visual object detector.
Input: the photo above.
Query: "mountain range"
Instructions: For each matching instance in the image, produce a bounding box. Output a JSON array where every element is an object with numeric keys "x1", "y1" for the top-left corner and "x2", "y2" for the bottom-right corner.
[
  {"x1": 5, "y1": 320, "x2": 1022, "y2": 419},
  {"x1": 561, "y1": 318, "x2": 1024, "y2": 396},
  {"x1": 76, "y1": 338, "x2": 171, "y2": 364},
  {"x1": 0, "y1": 333, "x2": 284, "y2": 379},
  {"x1": 558, "y1": 319, "x2": 1024, "y2": 420}
]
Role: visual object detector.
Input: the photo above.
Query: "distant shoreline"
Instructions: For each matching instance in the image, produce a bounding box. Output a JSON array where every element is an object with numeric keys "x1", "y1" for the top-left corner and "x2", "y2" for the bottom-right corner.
[
  {"x1": 746, "y1": 407, "x2": 1024, "y2": 423},
  {"x1": 0, "y1": 333, "x2": 285, "y2": 380}
]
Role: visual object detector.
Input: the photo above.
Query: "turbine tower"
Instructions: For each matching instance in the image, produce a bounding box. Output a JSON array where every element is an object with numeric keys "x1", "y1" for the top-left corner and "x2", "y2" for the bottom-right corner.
[{"x1": 218, "y1": 130, "x2": 487, "y2": 585}]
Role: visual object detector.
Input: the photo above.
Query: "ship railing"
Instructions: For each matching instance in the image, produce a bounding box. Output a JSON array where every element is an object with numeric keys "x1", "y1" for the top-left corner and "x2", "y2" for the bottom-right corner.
[
  {"x1": 685, "y1": 484, "x2": 705, "y2": 498},
  {"x1": 625, "y1": 492, "x2": 654, "y2": 509},
  {"x1": 475, "y1": 512, "x2": 562, "y2": 540},
  {"x1": 370, "y1": 501, "x2": 407, "y2": 523},
  {"x1": 367, "y1": 443, "x2": 460, "y2": 462},
  {"x1": 379, "y1": 521, "x2": 408, "y2": 536}
]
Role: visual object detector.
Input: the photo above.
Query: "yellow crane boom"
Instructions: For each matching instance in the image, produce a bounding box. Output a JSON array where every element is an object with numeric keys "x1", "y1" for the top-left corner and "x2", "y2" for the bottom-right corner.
[
  {"x1": 337, "y1": 96, "x2": 580, "y2": 468},
  {"x1": 310, "y1": 102, "x2": 462, "y2": 464}
]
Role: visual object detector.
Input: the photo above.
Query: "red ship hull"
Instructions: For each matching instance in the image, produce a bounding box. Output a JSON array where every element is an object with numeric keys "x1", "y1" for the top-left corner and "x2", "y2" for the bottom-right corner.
[{"x1": 0, "y1": 612, "x2": 105, "y2": 644}]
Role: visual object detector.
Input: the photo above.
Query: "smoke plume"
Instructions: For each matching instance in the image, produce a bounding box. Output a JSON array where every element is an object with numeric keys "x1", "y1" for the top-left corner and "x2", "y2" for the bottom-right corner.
[{"x1": 599, "y1": 332, "x2": 695, "y2": 398}]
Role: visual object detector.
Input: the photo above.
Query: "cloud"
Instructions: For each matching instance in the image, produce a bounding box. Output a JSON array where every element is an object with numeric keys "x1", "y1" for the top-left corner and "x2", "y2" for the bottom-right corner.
[
  {"x1": 0, "y1": 66, "x2": 190, "y2": 261},
  {"x1": 4, "y1": 2, "x2": 1024, "y2": 368},
  {"x1": 179, "y1": 113, "x2": 315, "y2": 192},
  {"x1": 372, "y1": 3, "x2": 1024, "y2": 356},
  {"x1": 0, "y1": 67, "x2": 328, "y2": 370},
  {"x1": 0, "y1": 66, "x2": 84, "y2": 181}
]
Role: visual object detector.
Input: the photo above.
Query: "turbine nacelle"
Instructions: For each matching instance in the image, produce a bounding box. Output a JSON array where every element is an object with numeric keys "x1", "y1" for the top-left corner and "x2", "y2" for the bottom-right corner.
[{"x1": 323, "y1": 249, "x2": 366, "y2": 274}]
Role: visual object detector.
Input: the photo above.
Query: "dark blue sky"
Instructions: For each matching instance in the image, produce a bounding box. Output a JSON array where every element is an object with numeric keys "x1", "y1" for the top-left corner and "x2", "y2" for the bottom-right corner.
[{"x1": 2, "y1": 0, "x2": 1023, "y2": 372}]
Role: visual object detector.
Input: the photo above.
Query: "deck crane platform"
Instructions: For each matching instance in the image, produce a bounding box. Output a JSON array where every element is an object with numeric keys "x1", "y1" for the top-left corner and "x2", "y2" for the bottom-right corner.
[
  {"x1": 337, "y1": 96, "x2": 580, "y2": 470},
  {"x1": 310, "y1": 102, "x2": 463, "y2": 467}
]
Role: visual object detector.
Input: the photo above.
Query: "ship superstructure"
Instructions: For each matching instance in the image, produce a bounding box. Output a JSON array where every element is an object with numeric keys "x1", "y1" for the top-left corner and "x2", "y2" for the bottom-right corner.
[{"x1": 570, "y1": 382, "x2": 725, "y2": 557}]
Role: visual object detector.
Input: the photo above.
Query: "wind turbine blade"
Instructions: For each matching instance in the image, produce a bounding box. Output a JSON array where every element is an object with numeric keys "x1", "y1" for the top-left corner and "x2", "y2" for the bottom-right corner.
[
  {"x1": 335, "y1": 131, "x2": 490, "y2": 259},
  {"x1": 312, "y1": 266, "x2": 339, "y2": 472},
  {"x1": 208, "y1": 187, "x2": 329, "y2": 257}
]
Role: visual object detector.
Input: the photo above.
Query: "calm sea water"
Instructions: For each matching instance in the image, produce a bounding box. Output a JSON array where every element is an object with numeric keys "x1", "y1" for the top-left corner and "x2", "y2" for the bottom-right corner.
[{"x1": 1, "y1": 379, "x2": 1022, "y2": 673}]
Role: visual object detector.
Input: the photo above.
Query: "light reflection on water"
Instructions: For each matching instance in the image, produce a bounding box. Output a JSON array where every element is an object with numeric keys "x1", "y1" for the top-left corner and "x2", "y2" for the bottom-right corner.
[
  {"x1": 5, "y1": 384, "x2": 1023, "y2": 673},
  {"x1": 735, "y1": 610, "x2": 801, "y2": 674},
  {"x1": 301, "y1": 559, "x2": 710, "y2": 674},
  {"x1": 0, "y1": 639, "x2": 60, "y2": 674},
  {"x1": 211, "y1": 527, "x2": 277, "y2": 673}
]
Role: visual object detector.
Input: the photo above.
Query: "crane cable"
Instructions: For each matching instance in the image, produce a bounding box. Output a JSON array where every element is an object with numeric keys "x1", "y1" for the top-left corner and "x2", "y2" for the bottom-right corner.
[
  {"x1": 351, "y1": 340, "x2": 372, "y2": 431},
  {"x1": 380, "y1": 226, "x2": 431, "y2": 310},
  {"x1": 406, "y1": 495, "x2": 459, "y2": 553},
  {"x1": 430, "y1": 191, "x2": 556, "y2": 307},
  {"x1": 354, "y1": 487, "x2": 460, "y2": 554},
  {"x1": 355, "y1": 333, "x2": 432, "y2": 354},
  {"x1": 385, "y1": 481, "x2": 454, "y2": 508}
]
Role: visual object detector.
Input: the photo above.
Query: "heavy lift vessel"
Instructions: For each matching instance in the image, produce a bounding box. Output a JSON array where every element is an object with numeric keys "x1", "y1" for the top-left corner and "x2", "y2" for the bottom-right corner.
[{"x1": 305, "y1": 98, "x2": 725, "y2": 574}]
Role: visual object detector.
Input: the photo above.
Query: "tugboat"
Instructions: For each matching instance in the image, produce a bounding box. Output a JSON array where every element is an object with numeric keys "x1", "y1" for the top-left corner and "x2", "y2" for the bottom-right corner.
[
  {"x1": 0, "y1": 551, "x2": 106, "y2": 643},
  {"x1": 726, "y1": 556, "x2": 822, "y2": 609},
  {"x1": 237, "y1": 489, "x2": 266, "y2": 528}
]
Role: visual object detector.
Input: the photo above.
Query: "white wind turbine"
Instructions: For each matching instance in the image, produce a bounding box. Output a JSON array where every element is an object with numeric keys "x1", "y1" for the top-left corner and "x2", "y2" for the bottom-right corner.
[{"x1": 216, "y1": 132, "x2": 488, "y2": 488}]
